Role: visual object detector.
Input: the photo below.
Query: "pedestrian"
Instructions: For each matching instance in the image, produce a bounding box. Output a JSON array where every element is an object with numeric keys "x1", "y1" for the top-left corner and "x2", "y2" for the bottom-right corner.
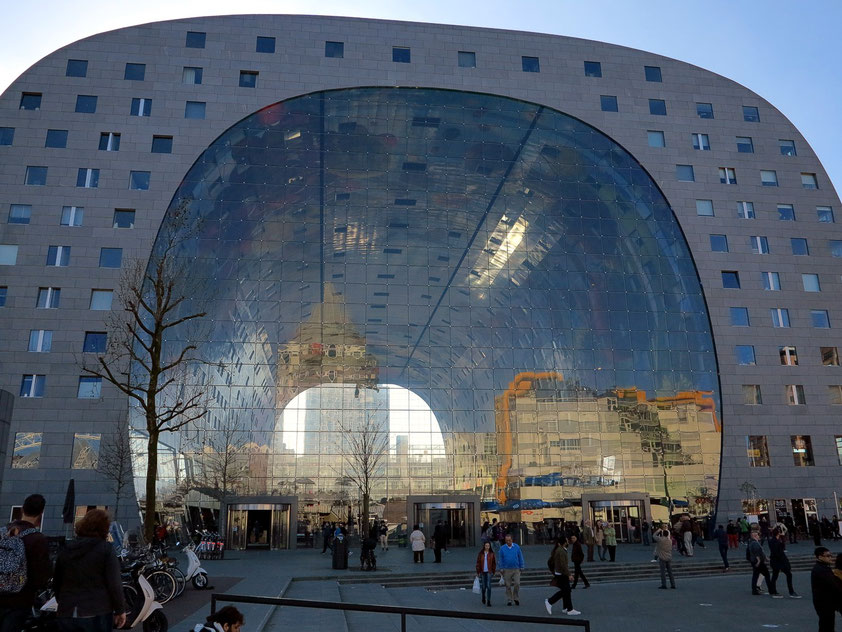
[
  {"x1": 321, "y1": 522, "x2": 332, "y2": 554},
  {"x1": 811, "y1": 547, "x2": 842, "y2": 632},
  {"x1": 692, "y1": 519, "x2": 705, "y2": 548},
  {"x1": 498, "y1": 533, "x2": 525, "y2": 606},
  {"x1": 641, "y1": 519, "x2": 650, "y2": 546},
  {"x1": 769, "y1": 526, "x2": 801, "y2": 599},
  {"x1": 0, "y1": 494, "x2": 51, "y2": 632},
  {"x1": 714, "y1": 524, "x2": 729, "y2": 571},
  {"x1": 582, "y1": 520, "x2": 595, "y2": 562},
  {"x1": 54, "y1": 509, "x2": 127, "y2": 631},
  {"x1": 433, "y1": 520, "x2": 445, "y2": 563},
  {"x1": 193, "y1": 605, "x2": 244, "y2": 632},
  {"x1": 784, "y1": 515, "x2": 796, "y2": 544},
  {"x1": 475, "y1": 540, "x2": 496, "y2": 607},
  {"x1": 759, "y1": 516, "x2": 770, "y2": 545},
  {"x1": 569, "y1": 534, "x2": 589, "y2": 589},
  {"x1": 594, "y1": 522, "x2": 606, "y2": 561},
  {"x1": 379, "y1": 521, "x2": 388, "y2": 552},
  {"x1": 544, "y1": 537, "x2": 581, "y2": 616},
  {"x1": 748, "y1": 530, "x2": 777, "y2": 596},
  {"x1": 726, "y1": 520, "x2": 739, "y2": 549},
  {"x1": 738, "y1": 516, "x2": 750, "y2": 544},
  {"x1": 410, "y1": 524, "x2": 425, "y2": 563},
  {"x1": 653, "y1": 523, "x2": 676, "y2": 589},
  {"x1": 811, "y1": 517, "x2": 823, "y2": 547},
  {"x1": 681, "y1": 517, "x2": 694, "y2": 557},
  {"x1": 603, "y1": 522, "x2": 617, "y2": 562}
]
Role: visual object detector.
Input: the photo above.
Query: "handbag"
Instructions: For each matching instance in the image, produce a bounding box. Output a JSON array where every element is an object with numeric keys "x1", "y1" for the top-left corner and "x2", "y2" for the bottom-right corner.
[{"x1": 472, "y1": 576, "x2": 481, "y2": 594}]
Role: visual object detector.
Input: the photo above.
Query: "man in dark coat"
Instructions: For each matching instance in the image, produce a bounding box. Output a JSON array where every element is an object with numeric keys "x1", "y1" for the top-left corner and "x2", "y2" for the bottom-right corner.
[
  {"x1": 748, "y1": 530, "x2": 777, "y2": 596},
  {"x1": 811, "y1": 547, "x2": 842, "y2": 632},
  {"x1": 569, "y1": 534, "x2": 590, "y2": 589},
  {"x1": 433, "y1": 520, "x2": 446, "y2": 563}
]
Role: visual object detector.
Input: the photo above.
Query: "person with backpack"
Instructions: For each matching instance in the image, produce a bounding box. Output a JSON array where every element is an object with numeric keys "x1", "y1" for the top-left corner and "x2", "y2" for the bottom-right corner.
[
  {"x1": 194, "y1": 605, "x2": 244, "y2": 632},
  {"x1": 0, "y1": 493, "x2": 50, "y2": 632}
]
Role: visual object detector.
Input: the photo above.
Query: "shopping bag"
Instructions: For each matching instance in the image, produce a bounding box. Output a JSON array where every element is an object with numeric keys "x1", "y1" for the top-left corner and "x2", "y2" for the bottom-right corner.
[
  {"x1": 498, "y1": 575, "x2": 505, "y2": 586},
  {"x1": 472, "y1": 576, "x2": 481, "y2": 594}
]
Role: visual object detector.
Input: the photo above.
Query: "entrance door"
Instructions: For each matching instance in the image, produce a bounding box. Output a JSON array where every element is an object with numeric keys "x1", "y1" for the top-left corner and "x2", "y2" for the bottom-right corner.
[
  {"x1": 413, "y1": 502, "x2": 475, "y2": 547},
  {"x1": 226, "y1": 504, "x2": 291, "y2": 550},
  {"x1": 247, "y1": 510, "x2": 271, "y2": 548},
  {"x1": 227, "y1": 508, "x2": 247, "y2": 550},
  {"x1": 590, "y1": 500, "x2": 643, "y2": 542}
]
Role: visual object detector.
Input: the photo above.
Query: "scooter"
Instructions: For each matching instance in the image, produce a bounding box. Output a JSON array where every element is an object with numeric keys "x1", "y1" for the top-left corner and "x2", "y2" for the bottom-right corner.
[{"x1": 184, "y1": 543, "x2": 210, "y2": 589}]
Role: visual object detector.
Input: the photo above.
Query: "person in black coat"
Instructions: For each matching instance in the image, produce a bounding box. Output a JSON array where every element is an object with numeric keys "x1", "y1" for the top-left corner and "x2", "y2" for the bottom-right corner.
[
  {"x1": 769, "y1": 527, "x2": 800, "y2": 598},
  {"x1": 433, "y1": 520, "x2": 446, "y2": 563},
  {"x1": 569, "y1": 534, "x2": 590, "y2": 589},
  {"x1": 811, "y1": 547, "x2": 842, "y2": 632}
]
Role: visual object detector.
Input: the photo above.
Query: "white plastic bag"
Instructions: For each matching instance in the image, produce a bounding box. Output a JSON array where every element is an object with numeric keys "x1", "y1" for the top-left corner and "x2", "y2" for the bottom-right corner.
[
  {"x1": 498, "y1": 575, "x2": 505, "y2": 586},
  {"x1": 472, "y1": 576, "x2": 481, "y2": 594}
]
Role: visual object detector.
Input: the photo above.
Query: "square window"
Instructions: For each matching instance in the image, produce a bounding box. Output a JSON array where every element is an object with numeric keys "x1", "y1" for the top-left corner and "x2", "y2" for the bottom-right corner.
[
  {"x1": 737, "y1": 201, "x2": 755, "y2": 219},
  {"x1": 742, "y1": 106, "x2": 760, "y2": 122},
  {"x1": 600, "y1": 95, "x2": 618, "y2": 112},
  {"x1": 802, "y1": 273, "x2": 821, "y2": 292},
  {"x1": 458, "y1": 51, "x2": 476, "y2": 68},
  {"x1": 36, "y1": 287, "x2": 60, "y2": 308},
  {"x1": 780, "y1": 345, "x2": 798, "y2": 365},
  {"x1": 25, "y1": 166, "x2": 47, "y2": 186},
  {"x1": 185, "y1": 31, "x2": 206, "y2": 48},
  {"x1": 760, "y1": 170, "x2": 778, "y2": 186},
  {"x1": 28, "y1": 330, "x2": 52, "y2": 353},
  {"x1": 791, "y1": 435, "x2": 814, "y2": 466},
  {"x1": 817, "y1": 206, "x2": 835, "y2": 223},
  {"x1": 644, "y1": 65, "x2": 662, "y2": 82},
  {"x1": 695, "y1": 199, "x2": 714, "y2": 216},
  {"x1": 151, "y1": 136, "x2": 173, "y2": 153},
  {"x1": 746, "y1": 435, "x2": 769, "y2": 465},
  {"x1": 113, "y1": 209, "x2": 135, "y2": 228},
  {"x1": 801, "y1": 172, "x2": 818, "y2": 189},
  {"x1": 74, "y1": 95, "x2": 98, "y2": 114},
  {"x1": 722, "y1": 271, "x2": 740, "y2": 288},
  {"x1": 66, "y1": 59, "x2": 88, "y2": 77},
  {"x1": 771, "y1": 308, "x2": 790, "y2": 328},
  {"x1": 750, "y1": 235, "x2": 769, "y2": 254},
  {"x1": 647, "y1": 130, "x2": 665, "y2": 148},
  {"x1": 76, "y1": 168, "x2": 99, "y2": 188},
  {"x1": 823, "y1": 347, "x2": 841, "y2": 366},
  {"x1": 12, "y1": 431, "x2": 42, "y2": 467},
  {"x1": 20, "y1": 93, "x2": 42, "y2": 110},
  {"x1": 20, "y1": 375, "x2": 46, "y2": 398},
  {"x1": 46, "y1": 245, "x2": 70, "y2": 267},
  {"x1": 777, "y1": 204, "x2": 795, "y2": 221},
  {"x1": 762, "y1": 271, "x2": 781, "y2": 291},
  {"x1": 779, "y1": 139, "x2": 796, "y2": 156},
  {"x1": 124, "y1": 63, "x2": 145, "y2": 81},
  {"x1": 676, "y1": 164, "x2": 695, "y2": 182},
  {"x1": 648, "y1": 99, "x2": 666, "y2": 115},
  {"x1": 83, "y1": 332, "x2": 107, "y2": 353},
  {"x1": 77, "y1": 376, "x2": 102, "y2": 399},
  {"x1": 830, "y1": 387, "x2": 842, "y2": 406},
  {"x1": 71, "y1": 433, "x2": 101, "y2": 469},
  {"x1": 0, "y1": 127, "x2": 13, "y2": 145},
  {"x1": 830, "y1": 240, "x2": 842, "y2": 257},
  {"x1": 0, "y1": 287, "x2": 6, "y2": 307},
  {"x1": 811, "y1": 309, "x2": 830, "y2": 328},
  {"x1": 584, "y1": 61, "x2": 602, "y2": 77},
  {"x1": 129, "y1": 171, "x2": 150, "y2": 190},
  {"x1": 256, "y1": 36, "x2": 275, "y2": 53},
  {"x1": 185, "y1": 101, "x2": 206, "y2": 119},
  {"x1": 130, "y1": 98, "x2": 151, "y2": 117},
  {"x1": 98, "y1": 132, "x2": 120, "y2": 151},
  {"x1": 719, "y1": 167, "x2": 737, "y2": 184},
  {"x1": 692, "y1": 133, "x2": 710, "y2": 150},
  {"x1": 61, "y1": 206, "x2": 84, "y2": 226},
  {"x1": 736, "y1": 136, "x2": 754, "y2": 153},
  {"x1": 393, "y1": 47, "x2": 411, "y2": 63},
  {"x1": 325, "y1": 41, "x2": 344, "y2": 58},
  {"x1": 791, "y1": 238, "x2": 809, "y2": 255},
  {"x1": 521, "y1": 56, "x2": 540, "y2": 72},
  {"x1": 89, "y1": 289, "x2": 113, "y2": 310},
  {"x1": 45, "y1": 129, "x2": 68, "y2": 148},
  {"x1": 696, "y1": 102, "x2": 714, "y2": 118},
  {"x1": 99, "y1": 248, "x2": 123, "y2": 268},
  {"x1": 730, "y1": 307, "x2": 750, "y2": 326},
  {"x1": 182, "y1": 67, "x2": 203, "y2": 85},
  {"x1": 710, "y1": 234, "x2": 728, "y2": 252},
  {"x1": 239, "y1": 71, "x2": 258, "y2": 88},
  {"x1": 9, "y1": 204, "x2": 31, "y2": 224},
  {"x1": 735, "y1": 344, "x2": 756, "y2": 365},
  {"x1": 0, "y1": 245, "x2": 19, "y2": 265}
]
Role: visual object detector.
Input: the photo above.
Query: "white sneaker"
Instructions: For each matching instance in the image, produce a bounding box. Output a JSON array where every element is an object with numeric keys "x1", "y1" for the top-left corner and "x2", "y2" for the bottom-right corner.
[
  {"x1": 566, "y1": 609, "x2": 581, "y2": 616},
  {"x1": 544, "y1": 599, "x2": 552, "y2": 615}
]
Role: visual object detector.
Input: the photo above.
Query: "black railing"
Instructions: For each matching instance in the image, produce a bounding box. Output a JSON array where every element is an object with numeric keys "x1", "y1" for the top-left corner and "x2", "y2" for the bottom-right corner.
[{"x1": 211, "y1": 593, "x2": 590, "y2": 630}]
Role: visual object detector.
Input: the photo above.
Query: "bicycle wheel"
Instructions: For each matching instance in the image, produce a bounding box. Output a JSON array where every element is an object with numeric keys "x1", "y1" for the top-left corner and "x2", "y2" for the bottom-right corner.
[
  {"x1": 145, "y1": 570, "x2": 177, "y2": 604},
  {"x1": 169, "y1": 565, "x2": 187, "y2": 597}
]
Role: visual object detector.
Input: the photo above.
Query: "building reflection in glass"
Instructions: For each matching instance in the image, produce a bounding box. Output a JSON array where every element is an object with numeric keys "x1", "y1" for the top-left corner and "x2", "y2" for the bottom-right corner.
[{"x1": 133, "y1": 87, "x2": 721, "y2": 536}]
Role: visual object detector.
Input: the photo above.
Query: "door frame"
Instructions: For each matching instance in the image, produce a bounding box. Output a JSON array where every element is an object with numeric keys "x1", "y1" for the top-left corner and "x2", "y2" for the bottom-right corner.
[
  {"x1": 407, "y1": 495, "x2": 480, "y2": 547},
  {"x1": 222, "y1": 495, "x2": 297, "y2": 550}
]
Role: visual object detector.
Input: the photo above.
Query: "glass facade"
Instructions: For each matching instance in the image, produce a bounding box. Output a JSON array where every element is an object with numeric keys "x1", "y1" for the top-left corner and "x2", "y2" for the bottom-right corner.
[{"x1": 134, "y1": 88, "x2": 720, "y2": 532}]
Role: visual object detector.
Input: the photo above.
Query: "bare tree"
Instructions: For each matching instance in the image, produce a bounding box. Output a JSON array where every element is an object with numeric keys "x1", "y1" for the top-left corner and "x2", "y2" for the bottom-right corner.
[
  {"x1": 98, "y1": 417, "x2": 133, "y2": 522},
  {"x1": 82, "y1": 202, "x2": 209, "y2": 541}
]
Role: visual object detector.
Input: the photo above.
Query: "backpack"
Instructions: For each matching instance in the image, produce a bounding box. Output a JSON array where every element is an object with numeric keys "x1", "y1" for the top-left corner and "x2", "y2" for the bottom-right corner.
[{"x1": 0, "y1": 528, "x2": 37, "y2": 593}]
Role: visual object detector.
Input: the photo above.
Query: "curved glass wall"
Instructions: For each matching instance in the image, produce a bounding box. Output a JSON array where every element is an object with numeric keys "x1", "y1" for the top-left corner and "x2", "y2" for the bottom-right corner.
[{"x1": 134, "y1": 87, "x2": 720, "y2": 535}]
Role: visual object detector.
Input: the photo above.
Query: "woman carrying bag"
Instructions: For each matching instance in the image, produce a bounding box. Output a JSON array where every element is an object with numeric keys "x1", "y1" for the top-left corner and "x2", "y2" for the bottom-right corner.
[{"x1": 474, "y1": 540, "x2": 497, "y2": 606}]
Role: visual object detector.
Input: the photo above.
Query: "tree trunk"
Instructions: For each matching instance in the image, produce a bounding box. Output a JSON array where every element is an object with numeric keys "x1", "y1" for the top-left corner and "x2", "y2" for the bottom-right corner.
[
  {"x1": 144, "y1": 431, "x2": 158, "y2": 542},
  {"x1": 362, "y1": 493, "x2": 370, "y2": 538}
]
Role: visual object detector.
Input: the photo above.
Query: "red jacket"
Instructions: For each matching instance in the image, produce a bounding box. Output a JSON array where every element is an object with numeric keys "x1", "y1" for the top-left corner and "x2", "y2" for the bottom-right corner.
[{"x1": 476, "y1": 549, "x2": 497, "y2": 574}]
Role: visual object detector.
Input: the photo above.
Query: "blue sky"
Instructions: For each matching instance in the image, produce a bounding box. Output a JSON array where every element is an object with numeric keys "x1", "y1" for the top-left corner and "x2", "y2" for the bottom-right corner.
[{"x1": 2, "y1": 0, "x2": 840, "y2": 194}]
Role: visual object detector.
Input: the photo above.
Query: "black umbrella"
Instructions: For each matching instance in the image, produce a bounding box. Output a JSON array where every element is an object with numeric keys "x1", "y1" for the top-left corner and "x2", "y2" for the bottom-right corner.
[{"x1": 62, "y1": 478, "x2": 75, "y2": 524}]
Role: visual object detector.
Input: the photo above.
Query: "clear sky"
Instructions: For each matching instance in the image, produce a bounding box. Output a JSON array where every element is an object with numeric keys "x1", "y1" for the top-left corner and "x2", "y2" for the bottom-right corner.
[{"x1": 2, "y1": 0, "x2": 840, "y2": 194}]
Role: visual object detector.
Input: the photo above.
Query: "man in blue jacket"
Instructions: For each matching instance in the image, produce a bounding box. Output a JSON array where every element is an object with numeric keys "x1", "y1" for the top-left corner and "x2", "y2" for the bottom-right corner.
[{"x1": 498, "y1": 533, "x2": 525, "y2": 606}]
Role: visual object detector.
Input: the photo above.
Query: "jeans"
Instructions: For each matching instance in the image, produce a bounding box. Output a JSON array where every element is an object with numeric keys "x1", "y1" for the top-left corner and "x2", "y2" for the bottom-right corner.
[
  {"x1": 770, "y1": 565, "x2": 795, "y2": 595},
  {"x1": 434, "y1": 546, "x2": 443, "y2": 563},
  {"x1": 57, "y1": 613, "x2": 114, "y2": 632},
  {"x1": 642, "y1": 530, "x2": 650, "y2": 546},
  {"x1": 572, "y1": 561, "x2": 589, "y2": 588},
  {"x1": 501, "y1": 568, "x2": 521, "y2": 602},
  {"x1": 0, "y1": 607, "x2": 30, "y2": 632},
  {"x1": 586, "y1": 543, "x2": 594, "y2": 562},
  {"x1": 719, "y1": 545, "x2": 729, "y2": 568},
  {"x1": 659, "y1": 559, "x2": 675, "y2": 588},
  {"x1": 479, "y1": 572, "x2": 492, "y2": 603},
  {"x1": 597, "y1": 544, "x2": 606, "y2": 560},
  {"x1": 547, "y1": 574, "x2": 573, "y2": 611}
]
